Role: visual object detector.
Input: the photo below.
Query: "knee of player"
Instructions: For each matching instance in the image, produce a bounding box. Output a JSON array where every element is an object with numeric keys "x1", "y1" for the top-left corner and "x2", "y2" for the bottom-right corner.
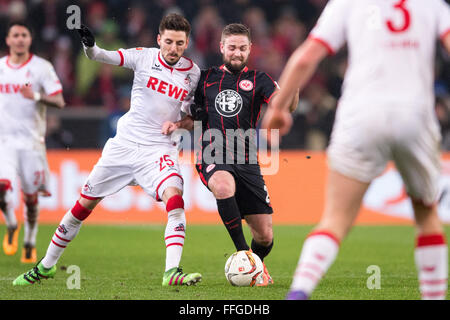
[
  {"x1": 256, "y1": 230, "x2": 273, "y2": 246},
  {"x1": 24, "y1": 193, "x2": 38, "y2": 207},
  {"x1": 211, "y1": 181, "x2": 235, "y2": 199}
]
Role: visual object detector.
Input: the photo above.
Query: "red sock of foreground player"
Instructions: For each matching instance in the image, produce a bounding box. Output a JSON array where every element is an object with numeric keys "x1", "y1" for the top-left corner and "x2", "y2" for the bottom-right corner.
[
  {"x1": 289, "y1": 230, "x2": 340, "y2": 297},
  {"x1": 41, "y1": 201, "x2": 92, "y2": 269},
  {"x1": 415, "y1": 233, "x2": 448, "y2": 300},
  {"x1": 164, "y1": 195, "x2": 186, "y2": 272}
]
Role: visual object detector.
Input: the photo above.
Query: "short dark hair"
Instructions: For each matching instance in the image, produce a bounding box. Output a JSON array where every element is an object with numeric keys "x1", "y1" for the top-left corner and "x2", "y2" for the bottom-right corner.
[
  {"x1": 221, "y1": 23, "x2": 251, "y2": 42},
  {"x1": 7, "y1": 21, "x2": 33, "y2": 36},
  {"x1": 159, "y1": 13, "x2": 191, "y2": 37}
]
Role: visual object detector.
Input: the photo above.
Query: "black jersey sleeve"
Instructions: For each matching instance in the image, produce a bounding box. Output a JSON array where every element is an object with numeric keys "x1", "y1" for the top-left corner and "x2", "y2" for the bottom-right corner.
[
  {"x1": 190, "y1": 69, "x2": 208, "y2": 121},
  {"x1": 258, "y1": 72, "x2": 279, "y2": 104}
]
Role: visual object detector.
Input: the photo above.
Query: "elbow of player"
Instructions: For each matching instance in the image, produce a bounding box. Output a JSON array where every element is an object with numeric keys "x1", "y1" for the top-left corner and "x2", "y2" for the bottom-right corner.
[{"x1": 58, "y1": 99, "x2": 66, "y2": 109}]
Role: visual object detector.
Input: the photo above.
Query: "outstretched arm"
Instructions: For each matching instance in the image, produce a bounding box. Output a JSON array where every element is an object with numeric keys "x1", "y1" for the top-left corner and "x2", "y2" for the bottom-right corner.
[
  {"x1": 288, "y1": 88, "x2": 300, "y2": 113},
  {"x1": 261, "y1": 39, "x2": 328, "y2": 134},
  {"x1": 77, "y1": 25, "x2": 122, "y2": 65}
]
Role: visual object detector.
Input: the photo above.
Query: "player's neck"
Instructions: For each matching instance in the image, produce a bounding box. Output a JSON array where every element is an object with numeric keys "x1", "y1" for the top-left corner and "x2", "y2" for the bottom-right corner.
[{"x1": 8, "y1": 52, "x2": 31, "y2": 65}]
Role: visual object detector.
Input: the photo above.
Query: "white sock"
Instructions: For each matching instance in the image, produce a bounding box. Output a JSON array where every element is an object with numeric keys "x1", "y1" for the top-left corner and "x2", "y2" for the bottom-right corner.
[
  {"x1": 415, "y1": 234, "x2": 448, "y2": 300},
  {"x1": 290, "y1": 231, "x2": 340, "y2": 296},
  {"x1": 164, "y1": 208, "x2": 186, "y2": 272},
  {"x1": 41, "y1": 211, "x2": 82, "y2": 269},
  {"x1": 23, "y1": 203, "x2": 39, "y2": 246}
]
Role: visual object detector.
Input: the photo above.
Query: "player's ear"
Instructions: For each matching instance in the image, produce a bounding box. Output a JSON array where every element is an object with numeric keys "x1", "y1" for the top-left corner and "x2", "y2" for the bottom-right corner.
[
  {"x1": 157, "y1": 34, "x2": 161, "y2": 46},
  {"x1": 220, "y1": 41, "x2": 225, "y2": 54}
]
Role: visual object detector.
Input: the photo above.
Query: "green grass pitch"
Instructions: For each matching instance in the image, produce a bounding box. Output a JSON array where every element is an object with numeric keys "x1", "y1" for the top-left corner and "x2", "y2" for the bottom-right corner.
[{"x1": 1, "y1": 224, "x2": 449, "y2": 300}]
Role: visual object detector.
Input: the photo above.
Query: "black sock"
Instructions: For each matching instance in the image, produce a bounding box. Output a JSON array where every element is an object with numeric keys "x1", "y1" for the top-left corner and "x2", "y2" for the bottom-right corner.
[
  {"x1": 251, "y1": 239, "x2": 274, "y2": 262},
  {"x1": 216, "y1": 197, "x2": 249, "y2": 251}
]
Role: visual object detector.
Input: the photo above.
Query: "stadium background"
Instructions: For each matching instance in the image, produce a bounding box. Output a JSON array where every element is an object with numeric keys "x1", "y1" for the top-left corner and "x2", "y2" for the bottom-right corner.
[{"x1": 1, "y1": 0, "x2": 450, "y2": 225}]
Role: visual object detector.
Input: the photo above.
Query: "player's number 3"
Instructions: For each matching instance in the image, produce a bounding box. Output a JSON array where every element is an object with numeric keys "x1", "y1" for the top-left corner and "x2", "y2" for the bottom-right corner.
[{"x1": 386, "y1": 0, "x2": 410, "y2": 33}]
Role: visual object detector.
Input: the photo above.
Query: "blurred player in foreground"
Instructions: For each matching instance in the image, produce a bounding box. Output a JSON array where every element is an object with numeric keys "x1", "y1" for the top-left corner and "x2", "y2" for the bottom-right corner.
[
  {"x1": 163, "y1": 23, "x2": 298, "y2": 286},
  {"x1": 13, "y1": 14, "x2": 202, "y2": 286},
  {"x1": 0, "y1": 21, "x2": 65, "y2": 263},
  {"x1": 263, "y1": 0, "x2": 450, "y2": 300}
]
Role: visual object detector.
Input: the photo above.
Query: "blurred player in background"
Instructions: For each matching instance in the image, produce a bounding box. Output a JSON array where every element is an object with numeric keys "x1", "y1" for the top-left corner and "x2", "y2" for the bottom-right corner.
[
  {"x1": 163, "y1": 23, "x2": 298, "y2": 286},
  {"x1": 0, "y1": 21, "x2": 65, "y2": 264},
  {"x1": 13, "y1": 13, "x2": 202, "y2": 286},
  {"x1": 264, "y1": 0, "x2": 450, "y2": 300}
]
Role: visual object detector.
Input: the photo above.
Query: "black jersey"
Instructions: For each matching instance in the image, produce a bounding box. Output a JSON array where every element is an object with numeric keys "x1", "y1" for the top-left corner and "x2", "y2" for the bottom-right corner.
[{"x1": 192, "y1": 65, "x2": 278, "y2": 165}]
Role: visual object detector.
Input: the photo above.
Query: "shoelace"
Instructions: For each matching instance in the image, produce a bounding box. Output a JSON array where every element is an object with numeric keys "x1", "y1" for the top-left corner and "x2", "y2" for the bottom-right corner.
[{"x1": 23, "y1": 266, "x2": 48, "y2": 284}]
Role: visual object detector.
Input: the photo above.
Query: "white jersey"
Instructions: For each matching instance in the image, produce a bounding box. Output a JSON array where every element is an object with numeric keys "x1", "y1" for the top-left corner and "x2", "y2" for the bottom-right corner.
[
  {"x1": 0, "y1": 54, "x2": 62, "y2": 150},
  {"x1": 310, "y1": 0, "x2": 450, "y2": 112},
  {"x1": 115, "y1": 47, "x2": 200, "y2": 146}
]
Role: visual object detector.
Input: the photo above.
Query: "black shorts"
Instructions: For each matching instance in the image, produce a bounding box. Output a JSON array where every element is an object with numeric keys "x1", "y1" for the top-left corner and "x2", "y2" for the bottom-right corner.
[{"x1": 196, "y1": 163, "x2": 273, "y2": 216}]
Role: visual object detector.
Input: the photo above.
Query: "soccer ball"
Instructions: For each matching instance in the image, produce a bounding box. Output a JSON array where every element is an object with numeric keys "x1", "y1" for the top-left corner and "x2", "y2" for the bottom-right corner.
[{"x1": 224, "y1": 250, "x2": 264, "y2": 286}]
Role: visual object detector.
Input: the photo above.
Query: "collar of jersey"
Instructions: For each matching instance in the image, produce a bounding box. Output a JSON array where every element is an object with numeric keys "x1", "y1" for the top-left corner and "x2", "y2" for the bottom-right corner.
[
  {"x1": 6, "y1": 53, "x2": 34, "y2": 69},
  {"x1": 219, "y1": 64, "x2": 249, "y2": 74},
  {"x1": 158, "y1": 51, "x2": 193, "y2": 73}
]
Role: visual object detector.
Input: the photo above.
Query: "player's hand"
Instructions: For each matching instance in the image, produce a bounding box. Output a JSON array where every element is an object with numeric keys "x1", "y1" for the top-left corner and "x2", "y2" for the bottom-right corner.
[
  {"x1": 261, "y1": 105, "x2": 293, "y2": 134},
  {"x1": 77, "y1": 24, "x2": 95, "y2": 47},
  {"x1": 19, "y1": 83, "x2": 34, "y2": 100},
  {"x1": 162, "y1": 121, "x2": 179, "y2": 135}
]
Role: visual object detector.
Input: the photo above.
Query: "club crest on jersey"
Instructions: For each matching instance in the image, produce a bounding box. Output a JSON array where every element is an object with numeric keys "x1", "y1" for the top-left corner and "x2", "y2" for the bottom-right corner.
[
  {"x1": 239, "y1": 79, "x2": 253, "y2": 91},
  {"x1": 215, "y1": 89, "x2": 243, "y2": 117},
  {"x1": 184, "y1": 74, "x2": 191, "y2": 85}
]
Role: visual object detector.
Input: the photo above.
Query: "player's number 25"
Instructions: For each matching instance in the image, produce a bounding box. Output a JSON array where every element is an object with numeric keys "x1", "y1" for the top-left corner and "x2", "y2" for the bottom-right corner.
[
  {"x1": 159, "y1": 155, "x2": 174, "y2": 171},
  {"x1": 386, "y1": 0, "x2": 410, "y2": 33}
]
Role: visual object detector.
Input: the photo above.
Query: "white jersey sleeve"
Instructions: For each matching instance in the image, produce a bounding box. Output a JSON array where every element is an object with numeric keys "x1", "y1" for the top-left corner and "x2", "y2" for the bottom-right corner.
[
  {"x1": 84, "y1": 44, "x2": 122, "y2": 66},
  {"x1": 436, "y1": 0, "x2": 450, "y2": 40},
  {"x1": 117, "y1": 47, "x2": 148, "y2": 71},
  {"x1": 309, "y1": 0, "x2": 351, "y2": 55},
  {"x1": 39, "y1": 60, "x2": 63, "y2": 96}
]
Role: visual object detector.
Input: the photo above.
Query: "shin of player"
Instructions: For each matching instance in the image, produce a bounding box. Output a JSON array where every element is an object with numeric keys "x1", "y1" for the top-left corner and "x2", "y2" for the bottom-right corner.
[{"x1": 1, "y1": 181, "x2": 19, "y2": 255}]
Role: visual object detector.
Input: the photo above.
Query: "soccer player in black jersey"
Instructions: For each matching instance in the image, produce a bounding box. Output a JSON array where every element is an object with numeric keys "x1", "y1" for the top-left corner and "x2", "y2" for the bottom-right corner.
[{"x1": 163, "y1": 23, "x2": 298, "y2": 286}]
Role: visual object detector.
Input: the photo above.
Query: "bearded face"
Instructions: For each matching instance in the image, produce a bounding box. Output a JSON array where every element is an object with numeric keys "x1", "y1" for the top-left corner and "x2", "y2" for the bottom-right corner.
[{"x1": 220, "y1": 34, "x2": 251, "y2": 73}]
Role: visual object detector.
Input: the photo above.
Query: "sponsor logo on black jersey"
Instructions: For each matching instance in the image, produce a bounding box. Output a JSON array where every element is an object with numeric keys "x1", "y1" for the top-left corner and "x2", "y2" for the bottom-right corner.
[{"x1": 214, "y1": 89, "x2": 243, "y2": 117}]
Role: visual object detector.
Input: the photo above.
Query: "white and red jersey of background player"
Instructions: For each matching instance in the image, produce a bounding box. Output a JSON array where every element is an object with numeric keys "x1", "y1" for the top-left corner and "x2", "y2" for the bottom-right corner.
[
  {"x1": 114, "y1": 47, "x2": 200, "y2": 146},
  {"x1": 310, "y1": 0, "x2": 450, "y2": 111},
  {"x1": 0, "y1": 54, "x2": 62, "y2": 150}
]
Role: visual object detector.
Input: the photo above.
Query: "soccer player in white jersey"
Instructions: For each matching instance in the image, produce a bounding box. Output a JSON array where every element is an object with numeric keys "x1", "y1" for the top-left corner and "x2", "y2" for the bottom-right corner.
[
  {"x1": 0, "y1": 21, "x2": 65, "y2": 264},
  {"x1": 263, "y1": 0, "x2": 450, "y2": 300},
  {"x1": 13, "y1": 14, "x2": 202, "y2": 286}
]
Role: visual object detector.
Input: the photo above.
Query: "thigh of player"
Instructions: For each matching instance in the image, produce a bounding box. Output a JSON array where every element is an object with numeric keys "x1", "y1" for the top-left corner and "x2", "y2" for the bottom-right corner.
[
  {"x1": 195, "y1": 163, "x2": 237, "y2": 195},
  {"x1": 233, "y1": 165, "x2": 273, "y2": 217},
  {"x1": 17, "y1": 149, "x2": 49, "y2": 196},
  {"x1": 134, "y1": 146, "x2": 184, "y2": 201},
  {"x1": 81, "y1": 138, "x2": 136, "y2": 200},
  {"x1": 327, "y1": 109, "x2": 390, "y2": 184},
  {"x1": 392, "y1": 115, "x2": 442, "y2": 207},
  {"x1": 0, "y1": 147, "x2": 18, "y2": 191}
]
